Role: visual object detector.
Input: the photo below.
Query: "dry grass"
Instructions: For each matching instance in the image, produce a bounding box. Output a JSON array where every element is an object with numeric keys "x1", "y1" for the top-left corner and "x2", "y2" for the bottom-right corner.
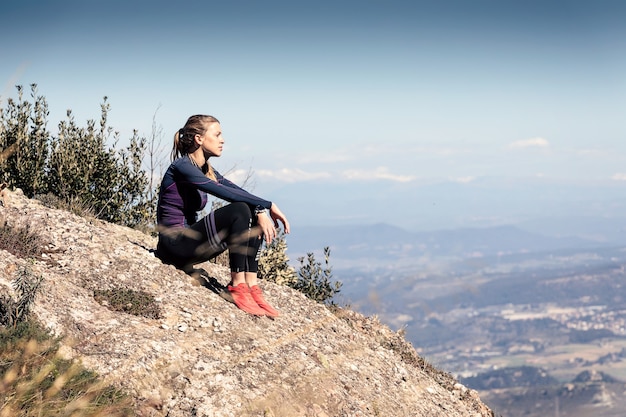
[
  {"x1": 36, "y1": 192, "x2": 96, "y2": 220},
  {"x1": 0, "y1": 219, "x2": 44, "y2": 260},
  {"x1": 0, "y1": 321, "x2": 135, "y2": 416},
  {"x1": 93, "y1": 286, "x2": 162, "y2": 319}
]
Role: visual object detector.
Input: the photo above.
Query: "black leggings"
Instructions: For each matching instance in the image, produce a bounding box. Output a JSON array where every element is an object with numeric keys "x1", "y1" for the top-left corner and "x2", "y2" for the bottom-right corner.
[{"x1": 157, "y1": 202, "x2": 262, "y2": 273}]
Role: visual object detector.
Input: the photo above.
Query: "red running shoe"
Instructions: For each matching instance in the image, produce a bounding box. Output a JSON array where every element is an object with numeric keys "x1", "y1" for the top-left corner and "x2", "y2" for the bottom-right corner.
[
  {"x1": 250, "y1": 285, "x2": 280, "y2": 317},
  {"x1": 227, "y1": 283, "x2": 267, "y2": 316}
]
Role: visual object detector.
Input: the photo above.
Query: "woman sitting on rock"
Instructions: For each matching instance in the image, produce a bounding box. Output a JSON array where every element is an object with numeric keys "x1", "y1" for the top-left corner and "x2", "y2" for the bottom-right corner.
[{"x1": 155, "y1": 115, "x2": 290, "y2": 317}]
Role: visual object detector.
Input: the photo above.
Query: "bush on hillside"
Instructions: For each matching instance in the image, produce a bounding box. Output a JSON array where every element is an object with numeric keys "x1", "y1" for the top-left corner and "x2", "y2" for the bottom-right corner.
[
  {"x1": 0, "y1": 84, "x2": 156, "y2": 230},
  {"x1": 258, "y1": 229, "x2": 297, "y2": 286},
  {"x1": 0, "y1": 218, "x2": 45, "y2": 260},
  {"x1": 295, "y1": 247, "x2": 342, "y2": 306},
  {"x1": 0, "y1": 264, "x2": 43, "y2": 328},
  {"x1": 258, "y1": 230, "x2": 342, "y2": 305},
  {"x1": 0, "y1": 85, "x2": 49, "y2": 197}
]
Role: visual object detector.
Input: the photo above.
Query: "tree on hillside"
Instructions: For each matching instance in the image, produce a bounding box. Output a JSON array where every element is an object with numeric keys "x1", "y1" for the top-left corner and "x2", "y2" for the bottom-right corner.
[
  {"x1": 47, "y1": 100, "x2": 154, "y2": 227},
  {"x1": 0, "y1": 84, "x2": 49, "y2": 197},
  {"x1": 0, "y1": 85, "x2": 156, "y2": 230}
]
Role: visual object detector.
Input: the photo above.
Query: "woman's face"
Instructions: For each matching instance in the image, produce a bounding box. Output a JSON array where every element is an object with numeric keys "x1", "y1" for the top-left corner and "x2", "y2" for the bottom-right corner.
[{"x1": 197, "y1": 122, "x2": 224, "y2": 157}]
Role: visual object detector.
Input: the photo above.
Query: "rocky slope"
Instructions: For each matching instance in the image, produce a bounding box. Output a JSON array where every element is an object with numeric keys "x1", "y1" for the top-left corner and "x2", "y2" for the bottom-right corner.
[{"x1": 0, "y1": 188, "x2": 493, "y2": 417}]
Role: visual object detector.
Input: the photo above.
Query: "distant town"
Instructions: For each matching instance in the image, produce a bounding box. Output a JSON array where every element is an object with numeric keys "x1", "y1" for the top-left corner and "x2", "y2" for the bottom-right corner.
[{"x1": 300, "y1": 223, "x2": 626, "y2": 417}]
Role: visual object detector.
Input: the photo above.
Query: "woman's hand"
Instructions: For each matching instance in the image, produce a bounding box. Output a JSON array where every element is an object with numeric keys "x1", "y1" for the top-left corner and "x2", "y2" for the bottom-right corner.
[
  {"x1": 269, "y1": 203, "x2": 290, "y2": 235},
  {"x1": 256, "y1": 211, "x2": 277, "y2": 244},
  {"x1": 256, "y1": 203, "x2": 290, "y2": 244}
]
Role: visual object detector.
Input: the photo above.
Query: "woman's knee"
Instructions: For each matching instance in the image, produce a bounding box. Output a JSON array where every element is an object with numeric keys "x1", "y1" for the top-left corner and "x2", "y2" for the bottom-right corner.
[
  {"x1": 214, "y1": 202, "x2": 252, "y2": 226},
  {"x1": 230, "y1": 202, "x2": 252, "y2": 219}
]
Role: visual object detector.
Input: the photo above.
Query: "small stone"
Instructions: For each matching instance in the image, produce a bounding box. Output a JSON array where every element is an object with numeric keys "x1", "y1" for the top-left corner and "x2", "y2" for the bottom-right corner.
[{"x1": 453, "y1": 382, "x2": 467, "y2": 394}]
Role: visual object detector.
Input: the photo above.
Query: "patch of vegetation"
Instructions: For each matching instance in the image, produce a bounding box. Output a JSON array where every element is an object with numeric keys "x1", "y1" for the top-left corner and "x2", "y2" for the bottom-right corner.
[
  {"x1": 0, "y1": 321, "x2": 134, "y2": 417},
  {"x1": 294, "y1": 247, "x2": 342, "y2": 306},
  {"x1": 0, "y1": 219, "x2": 44, "y2": 259},
  {"x1": 0, "y1": 264, "x2": 43, "y2": 328},
  {"x1": 259, "y1": 234, "x2": 342, "y2": 305},
  {"x1": 35, "y1": 192, "x2": 96, "y2": 219},
  {"x1": 0, "y1": 84, "x2": 157, "y2": 230},
  {"x1": 259, "y1": 234, "x2": 343, "y2": 306},
  {"x1": 258, "y1": 229, "x2": 297, "y2": 286},
  {"x1": 93, "y1": 287, "x2": 162, "y2": 319}
]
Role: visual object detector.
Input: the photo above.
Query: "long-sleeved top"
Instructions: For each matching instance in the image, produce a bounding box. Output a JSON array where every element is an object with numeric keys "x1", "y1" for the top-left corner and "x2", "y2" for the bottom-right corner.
[{"x1": 157, "y1": 155, "x2": 271, "y2": 228}]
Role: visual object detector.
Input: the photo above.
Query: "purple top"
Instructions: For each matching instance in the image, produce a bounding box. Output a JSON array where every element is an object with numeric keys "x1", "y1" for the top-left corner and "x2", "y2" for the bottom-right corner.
[{"x1": 157, "y1": 155, "x2": 271, "y2": 228}]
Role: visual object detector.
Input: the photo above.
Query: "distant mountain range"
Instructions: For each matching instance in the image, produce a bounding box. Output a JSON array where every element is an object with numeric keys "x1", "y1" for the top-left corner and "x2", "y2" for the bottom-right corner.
[
  {"x1": 268, "y1": 176, "x2": 626, "y2": 234},
  {"x1": 286, "y1": 222, "x2": 621, "y2": 266},
  {"x1": 279, "y1": 195, "x2": 626, "y2": 417}
]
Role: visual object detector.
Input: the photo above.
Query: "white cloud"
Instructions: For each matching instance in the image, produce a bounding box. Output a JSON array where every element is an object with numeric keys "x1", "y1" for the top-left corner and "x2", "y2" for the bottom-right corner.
[
  {"x1": 223, "y1": 169, "x2": 255, "y2": 184},
  {"x1": 251, "y1": 166, "x2": 416, "y2": 184},
  {"x1": 294, "y1": 152, "x2": 354, "y2": 165},
  {"x1": 612, "y1": 173, "x2": 626, "y2": 181},
  {"x1": 342, "y1": 167, "x2": 416, "y2": 182},
  {"x1": 256, "y1": 168, "x2": 332, "y2": 183},
  {"x1": 410, "y1": 146, "x2": 472, "y2": 156},
  {"x1": 576, "y1": 149, "x2": 607, "y2": 157},
  {"x1": 294, "y1": 144, "x2": 472, "y2": 167},
  {"x1": 508, "y1": 137, "x2": 550, "y2": 149},
  {"x1": 451, "y1": 176, "x2": 476, "y2": 184}
]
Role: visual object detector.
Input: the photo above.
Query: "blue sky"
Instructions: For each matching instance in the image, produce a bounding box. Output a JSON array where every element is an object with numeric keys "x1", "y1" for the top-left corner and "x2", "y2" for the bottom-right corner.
[{"x1": 2, "y1": 0, "x2": 626, "y2": 230}]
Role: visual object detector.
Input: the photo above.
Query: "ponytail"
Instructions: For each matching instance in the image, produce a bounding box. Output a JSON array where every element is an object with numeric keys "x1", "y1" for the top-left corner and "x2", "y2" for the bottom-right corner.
[{"x1": 172, "y1": 115, "x2": 220, "y2": 181}]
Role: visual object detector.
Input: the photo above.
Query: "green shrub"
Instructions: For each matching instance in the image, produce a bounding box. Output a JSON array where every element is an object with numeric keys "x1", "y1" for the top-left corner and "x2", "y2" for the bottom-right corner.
[
  {"x1": 258, "y1": 229, "x2": 297, "y2": 286},
  {"x1": 0, "y1": 84, "x2": 49, "y2": 197},
  {"x1": 294, "y1": 247, "x2": 342, "y2": 306},
  {"x1": 0, "y1": 319, "x2": 51, "y2": 347},
  {"x1": 47, "y1": 100, "x2": 155, "y2": 229},
  {"x1": 259, "y1": 233, "x2": 342, "y2": 306},
  {"x1": 0, "y1": 264, "x2": 43, "y2": 328},
  {"x1": 0, "y1": 85, "x2": 157, "y2": 230}
]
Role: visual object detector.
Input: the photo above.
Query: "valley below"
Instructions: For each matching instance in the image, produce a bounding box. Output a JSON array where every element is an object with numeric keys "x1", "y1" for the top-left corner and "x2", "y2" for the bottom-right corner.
[{"x1": 289, "y1": 222, "x2": 626, "y2": 417}]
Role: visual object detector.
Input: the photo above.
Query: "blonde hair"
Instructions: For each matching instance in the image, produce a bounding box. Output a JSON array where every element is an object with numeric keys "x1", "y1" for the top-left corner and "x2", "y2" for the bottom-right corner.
[{"x1": 172, "y1": 114, "x2": 219, "y2": 180}]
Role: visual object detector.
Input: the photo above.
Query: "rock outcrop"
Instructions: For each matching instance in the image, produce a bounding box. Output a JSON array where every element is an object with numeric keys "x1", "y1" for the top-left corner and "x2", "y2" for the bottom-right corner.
[{"x1": 0, "y1": 188, "x2": 493, "y2": 417}]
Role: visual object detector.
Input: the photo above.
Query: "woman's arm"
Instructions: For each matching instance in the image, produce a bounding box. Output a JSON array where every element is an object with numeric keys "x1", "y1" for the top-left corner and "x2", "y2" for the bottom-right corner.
[{"x1": 175, "y1": 158, "x2": 271, "y2": 208}]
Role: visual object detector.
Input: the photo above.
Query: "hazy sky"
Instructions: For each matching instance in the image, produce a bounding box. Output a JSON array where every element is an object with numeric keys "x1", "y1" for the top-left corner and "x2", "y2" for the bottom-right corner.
[{"x1": 2, "y1": 0, "x2": 626, "y2": 229}]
